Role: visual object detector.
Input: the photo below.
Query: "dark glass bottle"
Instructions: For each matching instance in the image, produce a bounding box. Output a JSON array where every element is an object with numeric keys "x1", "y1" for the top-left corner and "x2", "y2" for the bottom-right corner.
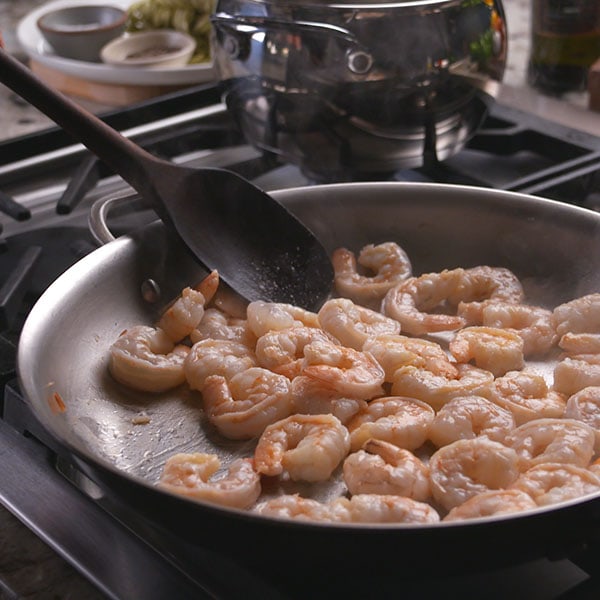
[{"x1": 528, "y1": 0, "x2": 600, "y2": 94}]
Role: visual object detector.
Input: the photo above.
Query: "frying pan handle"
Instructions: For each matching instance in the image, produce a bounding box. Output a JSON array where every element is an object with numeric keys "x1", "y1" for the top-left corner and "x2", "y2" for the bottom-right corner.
[{"x1": 88, "y1": 191, "x2": 135, "y2": 245}]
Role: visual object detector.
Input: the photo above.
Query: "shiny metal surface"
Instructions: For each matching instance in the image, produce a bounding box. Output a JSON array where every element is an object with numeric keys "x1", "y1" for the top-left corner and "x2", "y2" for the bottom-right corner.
[
  {"x1": 16, "y1": 182, "x2": 600, "y2": 523},
  {"x1": 212, "y1": 0, "x2": 507, "y2": 178}
]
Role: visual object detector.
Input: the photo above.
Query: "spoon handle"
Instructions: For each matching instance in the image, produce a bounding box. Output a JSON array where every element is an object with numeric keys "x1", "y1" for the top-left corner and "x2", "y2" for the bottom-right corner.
[{"x1": 0, "y1": 49, "x2": 159, "y2": 196}]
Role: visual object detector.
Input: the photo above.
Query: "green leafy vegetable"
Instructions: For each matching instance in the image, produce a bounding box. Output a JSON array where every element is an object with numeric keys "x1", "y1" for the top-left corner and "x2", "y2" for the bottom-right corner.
[{"x1": 126, "y1": 0, "x2": 215, "y2": 63}]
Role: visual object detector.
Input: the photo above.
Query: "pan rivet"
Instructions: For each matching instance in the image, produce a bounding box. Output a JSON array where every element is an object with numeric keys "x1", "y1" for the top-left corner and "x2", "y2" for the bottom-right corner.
[
  {"x1": 141, "y1": 279, "x2": 161, "y2": 303},
  {"x1": 347, "y1": 50, "x2": 373, "y2": 75}
]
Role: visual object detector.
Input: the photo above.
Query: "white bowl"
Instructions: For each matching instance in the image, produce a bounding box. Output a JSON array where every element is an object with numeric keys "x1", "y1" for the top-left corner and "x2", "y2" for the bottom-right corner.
[
  {"x1": 37, "y1": 4, "x2": 127, "y2": 62},
  {"x1": 100, "y1": 30, "x2": 196, "y2": 68}
]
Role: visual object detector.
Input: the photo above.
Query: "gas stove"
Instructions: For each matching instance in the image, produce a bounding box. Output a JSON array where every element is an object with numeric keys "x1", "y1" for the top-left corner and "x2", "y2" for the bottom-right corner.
[{"x1": 2, "y1": 82, "x2": 600, "y2": 599}]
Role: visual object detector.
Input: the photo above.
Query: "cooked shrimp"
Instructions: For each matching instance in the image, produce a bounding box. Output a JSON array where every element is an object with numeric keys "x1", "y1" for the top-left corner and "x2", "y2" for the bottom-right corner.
[
  {"x1": 184, "y1": 339, "x2": 257, "y2": 392},
  {"x1": 443, "y1": 489, "x2": 537, "y2": 521},
  {"x1": 553, "y1": 355, "x2": 600, "y2": 397},
  {"x1": 559, "y1": 332, "x2": 600, "y2": 356},
  {"x1": 109, "y1": 325, "x2": 189, "y2": 393},
  {"x1": 158, "y1": 453, "x2": 261, "y2": 509},
  {"x1": 449, "y1": 326, "x2": 524, "y2": 377},
  {"x1": 194, "y1": 269, "x2": 220, "y2": 303},
  {"x1": 332, "y1": 242, "x2": 412, "y2": 308},
  {"x1": 504, "y1": 418, "x2": 595, "y2": 471},
  {"x1": 552, "y1": 293, "x2": 600, "y2": 337},
  {"x1": 290, "y1": 377, "x2": 367, "y2": 424},
  {"x1": 510, "y1": 463, "x2": 600, "y2": 506},
  {"x1": 254, "y1": 414, "x2": 350, "y2": 482},
  {"x1": 246, "y1": 301, "x2": 320, "y2": 337},
  {"x1": 340, "y1": 494, "x2": 440, "y2": 524},
  {"x1": 391, "y1": 363, "x2": 494, "y2": 411},
  {"x1": 201, "y1": 368, "x2": 293, "y2": 440},
  {"x1": 564, "y1": 386, "x2": 600, "y2": 452},
  {"x1": 382, "y1": 268, "x2": 467, "y2": 336},
  {"x1": 318, "y1": 297, "x2": 400, "y2": 350},
  {"x1": 343, "y1": 439, "x2": 430, "y2": 500},
  {"x1": 156, "y1": 286, "x2": 208, "y2": 343},
  {"x1": 428, "y1": 395, "x2": 515, "y2": 447},
  {"x1": 481, "y1": 302, "x2": 557, "y2": 356},
  {"x1": 205, "y1": 275, "x2": 248, "y2": 320},
  {"x1": 346, "y1": 395, "x2": 435, "y2": 451},
  {"x1": 253, "y1": 494, "x2": 348, "y2": 522},
  {"x1": 300, "y1": 340, "x2": 385, "y2": 400},
  {"x1": 452, "y1": 266, "x2": 524, "y2": 325},
  {"x1": 382, "y1": 266, "x2": 524, "y2": 336},
  {"x1": 429, "y1": 437, "x2": 520, "y2": 511},
  {"x1": 190, "y1": 308, "x2": 257, "y2": 348},
  {"x1": 483, "y1": 370, "x2": 567, "y2": 425},
  {"x1": 363, "y1": 334, "x2": 458, "y2": 381},
  {"x1": 254, "y1": 493, "x2": 440, "y2": 524},
  {"x1": 255, "y1": 326, "x2": 337, "y2": 379}
]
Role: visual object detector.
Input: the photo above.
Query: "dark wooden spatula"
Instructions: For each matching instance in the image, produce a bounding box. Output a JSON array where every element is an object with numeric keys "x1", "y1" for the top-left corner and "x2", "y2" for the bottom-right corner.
[{"x1": 0, "y1": 50, "x2": 334, "y2": 311}]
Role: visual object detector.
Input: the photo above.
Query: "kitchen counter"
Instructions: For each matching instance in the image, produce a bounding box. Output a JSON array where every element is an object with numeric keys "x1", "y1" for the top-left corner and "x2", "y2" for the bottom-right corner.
[{"x1": 1, "y1": 1, "x2": 600, "y2": 599}]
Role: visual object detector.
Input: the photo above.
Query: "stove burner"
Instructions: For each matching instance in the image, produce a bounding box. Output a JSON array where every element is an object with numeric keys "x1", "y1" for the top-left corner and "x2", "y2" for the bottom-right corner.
[{"x1": 0, "y1": 226, "x2": 97, "y2": 332}]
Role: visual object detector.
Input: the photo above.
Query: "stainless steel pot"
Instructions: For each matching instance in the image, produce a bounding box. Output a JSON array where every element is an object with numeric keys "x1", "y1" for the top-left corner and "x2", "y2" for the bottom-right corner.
[
  {"x1": 16, "y1": 182, "x2": 600, "y2": 578},
  {"x1": 211, "y1": 0, "x2": 507, "y2": 179}
]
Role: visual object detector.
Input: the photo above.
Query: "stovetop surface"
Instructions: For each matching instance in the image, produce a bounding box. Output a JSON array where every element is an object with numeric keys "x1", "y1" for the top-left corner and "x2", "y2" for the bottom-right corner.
[{"x1": 2, "y1": 83, "x2": 600, "y2": 599}]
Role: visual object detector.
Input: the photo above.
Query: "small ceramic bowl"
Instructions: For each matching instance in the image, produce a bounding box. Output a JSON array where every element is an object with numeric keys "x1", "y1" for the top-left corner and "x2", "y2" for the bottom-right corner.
[
  {"x1": 37, "y1": 4, "x2": 127, "y2": 63},
  {"x1": 100, "y1": 30, "x2": 196, "y2": 69}
]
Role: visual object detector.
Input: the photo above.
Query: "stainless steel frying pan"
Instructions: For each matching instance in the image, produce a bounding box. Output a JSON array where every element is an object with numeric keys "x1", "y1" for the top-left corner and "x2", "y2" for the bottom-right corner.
[{"x1": 16, "y1": 182, "x2": 600, "y2": 577}]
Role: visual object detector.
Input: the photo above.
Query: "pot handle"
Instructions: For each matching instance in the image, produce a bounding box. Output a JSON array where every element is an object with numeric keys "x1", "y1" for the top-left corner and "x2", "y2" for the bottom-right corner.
[
  {"x1": 88, "y1": 190, "x2": 136, "y2": 245},
  {"x1": 211, "y1": 12, "x2": 360, "y2": 45}
]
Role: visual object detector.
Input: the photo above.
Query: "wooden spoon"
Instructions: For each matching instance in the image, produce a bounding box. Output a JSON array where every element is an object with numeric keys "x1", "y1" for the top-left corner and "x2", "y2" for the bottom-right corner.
[{"x1": 0, "y1": 50, "x2": 333, "y2": 310}]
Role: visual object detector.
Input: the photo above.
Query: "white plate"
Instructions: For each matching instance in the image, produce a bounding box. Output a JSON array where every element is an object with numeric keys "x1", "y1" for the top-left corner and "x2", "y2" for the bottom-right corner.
[{"x1": 17, "y1": 0, "x2": 216, "y2": 86}]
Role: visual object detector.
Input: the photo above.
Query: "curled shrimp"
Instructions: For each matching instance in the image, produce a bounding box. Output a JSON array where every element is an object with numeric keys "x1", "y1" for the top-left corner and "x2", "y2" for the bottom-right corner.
[
  {"x1": 510, "y1": 463, "x2": 600, "y2": 506},
  {"x1": 452, "y1": 266, "x2": 524, "y2": 325},
  {"x1": 318, "y1": 297, "x2": 400, "y2": 350},
  {"x1": 363, "y1": 334, "x2": 458, "y2": 382},
  {"x1": 253, "y1": 494, "x2": 348, "y2": 522},
  {"x1": 246, "y1": 301, "x2": 320, "y2": 337},
  {"x1": 483, "y1": 370, "x2": 567, "y2": 425},
  {"x1": 564, "y1": 386, "x2": 600, "y2": 452},
  {"x1": 190, "y1": 308, "x2": 257, "y2": 348},
  {"x1": 559, "y1": 332, "x2": 600, "y2": 356},
  {"x1": 254, "y1": 493, "x2": 440, "y2": 524},
  {"x1": 201, "y1": 368, "x2": 293, "y2": 440},
  {"x1": 290, "y1": 377, "x2": 367, "y2": 424},
  {"x1": 157, "y1": 284, "x2": 211, "y2": 343},
  {"x1": 449, "y1": 326, "x2": 524, "y2": 377},
  {"x1": 343, "y1": 439, "x2": 430, "y2": 501},
  {"x1": 158, "y1": 453, "x2": 261, "y2": 510},
  {"x1": 184, "y1": 339, "x2": 257, "y2": 392},
  {"x1": 109, "y1": 325, "x2": 189, "y2": 393},
  {"x1": 340, "y1": 494, "x2": 440, "y2": 524},
  {"x1": 254, "y1": 414, "x2": 350, "y2": 482},
  {"x1": 255, "y1": 326, "x2": 337, "y2": 379},
  {"x1": 443, "y1": 489, "x2": 537, "y2": 521},
  {"x1": 331, "y1": 242, "x2": 412, "y2": 308},
  {"x1": 382, "y1": 268, "x2": 467, "y2": 336},
  {"x1": 504, "y1": 418, "x2": 595, "y2": 471},
  {"x1": 481, "y1": 302, "x2": 558, "y2": 356},
  {"x1": 299, "y1": 340, "x2": 385, "y2": 401},
  {"x1": 553, "y1": 355, "x2": 600, "y2": 397},
  {"x1": 346, "y1": 395, "x2": 435, "y2": 452},
  {"x1": 428, "y1": 437, "x2": 520, "y2": 511},
  {"x1": 391, "y1": 363, "x2": 494, "y2": 411},
  {"x1": 428, "y1": 395, "x2": 515, "y2": 447},
  {"x1": 382, "y1": 266, "x2": 524, "y2": 336},
  {"x1": 552, "y1": 293, "x2": 600, "y2": 338}
]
